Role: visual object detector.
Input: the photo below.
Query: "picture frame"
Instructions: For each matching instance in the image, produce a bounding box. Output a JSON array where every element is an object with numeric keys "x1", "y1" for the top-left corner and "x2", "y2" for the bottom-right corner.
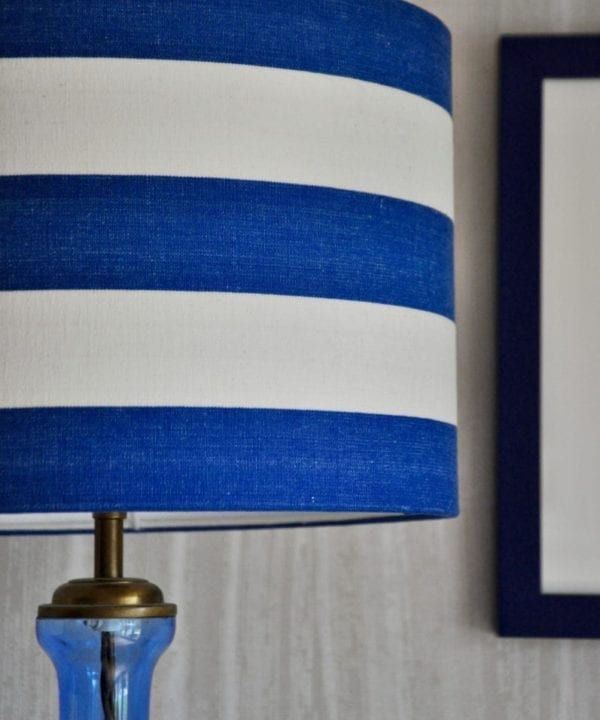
[{"x1": 498, "y1": 35, "x2": 600, "y2": 637}]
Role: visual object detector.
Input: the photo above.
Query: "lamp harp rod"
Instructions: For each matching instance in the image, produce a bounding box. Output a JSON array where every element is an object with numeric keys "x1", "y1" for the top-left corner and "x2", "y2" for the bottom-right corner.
[{"x1": 94, "y1": 512, "x2": 126, "y2": 579}]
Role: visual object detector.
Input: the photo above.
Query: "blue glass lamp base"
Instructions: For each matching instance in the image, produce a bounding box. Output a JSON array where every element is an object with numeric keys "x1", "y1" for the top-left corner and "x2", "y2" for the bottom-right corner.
[{"x1": 37, "y1": 617, "x2": 175, "y2": 720}]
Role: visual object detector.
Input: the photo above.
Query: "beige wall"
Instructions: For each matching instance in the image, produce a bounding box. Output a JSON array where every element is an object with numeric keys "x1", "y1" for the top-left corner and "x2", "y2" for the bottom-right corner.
[{"x1": 3, "y1": 1, "x2": 600, "y2": 718}]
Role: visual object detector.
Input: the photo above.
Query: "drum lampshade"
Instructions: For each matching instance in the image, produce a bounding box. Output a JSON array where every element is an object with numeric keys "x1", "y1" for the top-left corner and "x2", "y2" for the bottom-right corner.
[{"x1": 0, "y1": 0, "x2": 457, "y2": 531}]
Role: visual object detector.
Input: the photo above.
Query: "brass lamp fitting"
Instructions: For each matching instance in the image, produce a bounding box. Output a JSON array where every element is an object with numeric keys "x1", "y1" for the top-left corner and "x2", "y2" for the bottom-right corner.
[{"x1": 38, "y1": 512, "x2": 177, "y2": 619}]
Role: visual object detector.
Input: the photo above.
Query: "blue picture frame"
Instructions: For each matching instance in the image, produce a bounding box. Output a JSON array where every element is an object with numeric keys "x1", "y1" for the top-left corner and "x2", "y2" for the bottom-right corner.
[{"x1": 498, "y1": 35, "x2": 600, "y2": 637}]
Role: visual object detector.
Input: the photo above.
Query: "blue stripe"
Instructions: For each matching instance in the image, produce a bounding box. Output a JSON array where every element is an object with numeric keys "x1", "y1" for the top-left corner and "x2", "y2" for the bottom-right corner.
[
  {"x1": 0, "y1": 408, "x2": 458, "y2": 518},
  {"x1": 0, "y1": 0, "x2": 451, "y2": 113},
  {"x1": 0, "y1": 176, "x2": 454, "y2": 318}
]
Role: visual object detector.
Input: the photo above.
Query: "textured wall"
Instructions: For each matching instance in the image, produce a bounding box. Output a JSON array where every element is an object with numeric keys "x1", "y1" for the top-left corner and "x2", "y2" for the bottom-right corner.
[{"x1": 3, "y1": 1, "x2": 600, "y2": 718}]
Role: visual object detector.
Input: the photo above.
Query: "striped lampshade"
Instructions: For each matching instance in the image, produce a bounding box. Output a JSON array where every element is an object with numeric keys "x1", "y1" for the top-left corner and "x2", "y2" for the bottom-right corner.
[{"x1": 0, "y1": 0, "x2": 456, "y2": 532}]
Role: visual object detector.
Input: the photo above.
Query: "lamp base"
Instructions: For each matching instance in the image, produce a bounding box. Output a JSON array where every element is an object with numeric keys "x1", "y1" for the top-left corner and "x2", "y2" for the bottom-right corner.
[
  {"x1": 37, "y1": 513, "x2": 176, "y2": 719},
  {"x1": 37, "y1": 616, "x2": 175, "y2": 720}
]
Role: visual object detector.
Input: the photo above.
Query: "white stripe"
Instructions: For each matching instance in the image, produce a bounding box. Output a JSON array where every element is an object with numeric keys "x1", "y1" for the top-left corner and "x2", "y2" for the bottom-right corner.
[
  {"x1": 0, "y1": 57, "x2": 453, "y2": 218},
  {"x1": 0, "y1": 291, "x2": 457, "y2": 424}
]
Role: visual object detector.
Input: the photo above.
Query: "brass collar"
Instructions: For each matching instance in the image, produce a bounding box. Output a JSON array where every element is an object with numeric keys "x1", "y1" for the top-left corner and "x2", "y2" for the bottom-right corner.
[{"x1": 38, "y1": 577, "x2": 177, "y2": 619}]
